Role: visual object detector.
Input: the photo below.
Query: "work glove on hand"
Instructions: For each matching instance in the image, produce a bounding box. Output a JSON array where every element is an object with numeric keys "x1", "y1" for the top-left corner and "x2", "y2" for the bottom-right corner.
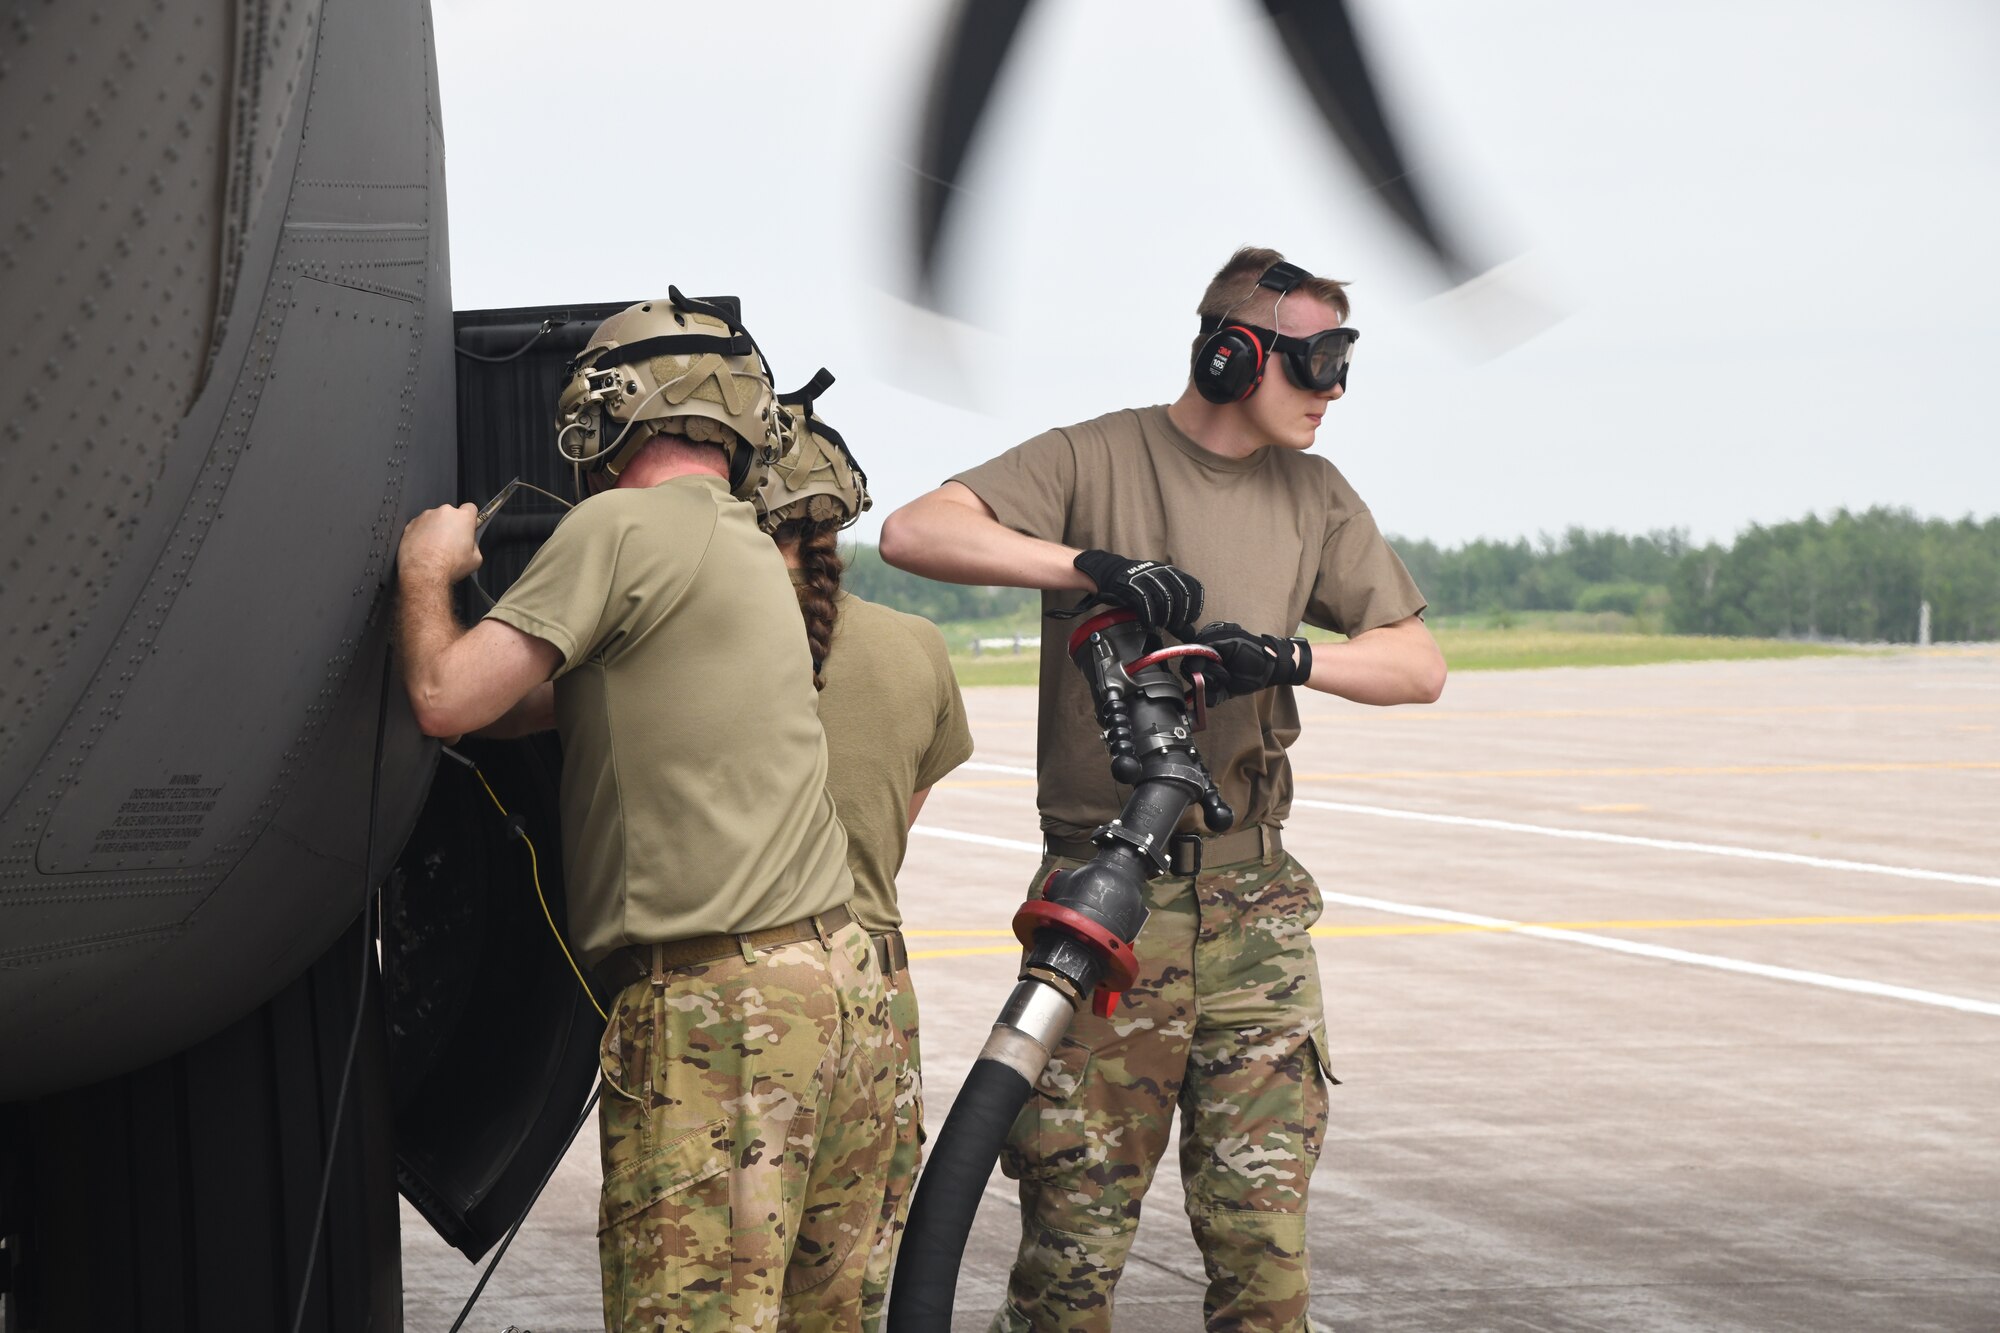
[
  {"x1": 1072, "y1": 549, "x2": 1205, "y2": 639},
  {"x1": 1180, "y1": 620, "x2": 1314, "y2": 705}
]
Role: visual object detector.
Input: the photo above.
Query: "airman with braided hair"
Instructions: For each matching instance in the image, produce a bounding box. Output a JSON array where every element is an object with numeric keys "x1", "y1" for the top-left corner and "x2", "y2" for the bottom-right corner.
[
  {"x1": 396, "y1": 293, "x2": 892, "y2": 1331},
  {"x1": 757, "y1": 373, "x2": 974, "y2": 1332}
]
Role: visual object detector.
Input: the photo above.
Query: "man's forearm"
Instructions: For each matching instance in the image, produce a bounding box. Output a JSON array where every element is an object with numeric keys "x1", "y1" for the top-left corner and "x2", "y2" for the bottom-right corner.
[
  {"x1": 396, "y1": 570, "x2": 466, "y2": 728},
  {"x1": 1304, "y1": 617, "x2": 1446, "y2": 706},
  {"x1": 880, "y1": 486, "x2": 1091, "y2": 591}
]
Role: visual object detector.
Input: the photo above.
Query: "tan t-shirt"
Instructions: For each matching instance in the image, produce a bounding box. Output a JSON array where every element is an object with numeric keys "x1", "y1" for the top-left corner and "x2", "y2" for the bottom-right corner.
[
  {"x1": 485, "y1": 475, "x2": 852, "y2": 966},
  {"x1": 951, "y1": 404, "x2": 1426, "y2": 842},
  {"x1": 800, "y1": 579, "x2": 973, "y2": 934}
]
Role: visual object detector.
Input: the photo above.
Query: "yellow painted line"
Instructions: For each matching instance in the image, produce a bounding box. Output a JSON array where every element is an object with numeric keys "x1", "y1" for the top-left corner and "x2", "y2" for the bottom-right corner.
[
  {"x1": 908, "y1": 945, "x2": 1024, "y2": 961},
  {"x1": 1302, "y1": 702, "x2": 2000, "y2": 724},
  {"x1": 1294, "y1": 760, "x2": 2000, "y2": 782},
  {"x1": 904, "y1": 913, "x2": 2000, "y2": 959},
  {"x1": 1579, "y1": 803, "x2": 1648, "y2": 812},
  {"x1": 902, "y1": 929, "x2": 1017, "y2": 938},
  {"x1": 1311, "y1": 911, "x2": 2000, "y2": 939}
]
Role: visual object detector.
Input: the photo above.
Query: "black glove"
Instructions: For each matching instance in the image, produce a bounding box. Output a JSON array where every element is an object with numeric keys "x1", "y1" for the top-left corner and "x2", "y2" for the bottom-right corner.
[
  {"x1": 1072, "y1": 550, "x2": 1205, "y2": 638},
  {"x1": 1180, "y1": 621, "x2": 1313, "y2": 705}
]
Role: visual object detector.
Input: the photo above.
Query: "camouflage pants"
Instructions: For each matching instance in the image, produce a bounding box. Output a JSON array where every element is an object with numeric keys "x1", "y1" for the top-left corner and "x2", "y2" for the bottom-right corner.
[
  {"x1": 859, "y1": 960, "x2": 924, "y2": 1333},
  {"x1": 597, "y1": 920, "x2": 893, "y2": 1332},
  {"x1": 993, "y1": 850, "x2": 1333, "y2": 1333}
]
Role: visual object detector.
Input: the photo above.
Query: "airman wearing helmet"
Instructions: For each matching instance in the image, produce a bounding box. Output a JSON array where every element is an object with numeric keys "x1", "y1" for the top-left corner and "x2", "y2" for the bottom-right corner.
[
  {"x1": 757, "y1": 372, "x2": 972, "y2": 1331},
  {"x1": 395, "y1": 294, "x2": 893, "y2": 1331},
  {"x1": 554, "y1": 288, "x2": 782, "y2": 500}
]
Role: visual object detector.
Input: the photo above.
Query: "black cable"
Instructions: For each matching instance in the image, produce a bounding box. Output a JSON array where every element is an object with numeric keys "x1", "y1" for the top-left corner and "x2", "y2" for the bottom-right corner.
[
  {"x1": 287, "y1": 644, "x2": 393, "y2": 1333},
  {"x1": 455, "y1": 318, "x2": 564, "y2": 363},
  {"x1": 447, "y1": 1086, "x2": 603, "y2": 1333}
]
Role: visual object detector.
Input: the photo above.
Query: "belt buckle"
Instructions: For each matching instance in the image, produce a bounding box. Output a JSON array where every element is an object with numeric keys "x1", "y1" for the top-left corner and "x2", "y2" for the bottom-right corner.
[{"x1": 1169, "y1": 832, "x2": 1203, "y2": 877}]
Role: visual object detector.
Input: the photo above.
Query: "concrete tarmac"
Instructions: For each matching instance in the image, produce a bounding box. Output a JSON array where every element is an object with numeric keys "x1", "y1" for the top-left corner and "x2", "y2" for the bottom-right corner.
[{"x1": 402, "y1": 647, "x2": 2000, "y2": 1331}]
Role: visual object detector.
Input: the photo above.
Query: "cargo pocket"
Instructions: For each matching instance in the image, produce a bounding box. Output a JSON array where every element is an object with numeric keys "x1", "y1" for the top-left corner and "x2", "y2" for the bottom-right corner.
[
  {"x1": 998, "y1": 1036, "x2": 1094, "y2": 1187},
  {"x1": 598, "y1": 1118, "x2": 731, "y2": 1328},
  {"x1": 1303, "y1": 1025, "x2": 1335, "y2": 1174},
  {"x1": 1307, "y1": 1022, "x2": 1340, "y2": 1088}
]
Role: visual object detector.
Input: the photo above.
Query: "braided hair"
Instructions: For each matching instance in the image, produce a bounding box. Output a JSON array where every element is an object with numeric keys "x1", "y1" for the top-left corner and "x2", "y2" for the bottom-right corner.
[{"x1": 773, "y1": 516, "x2": 843, "y2": 690}]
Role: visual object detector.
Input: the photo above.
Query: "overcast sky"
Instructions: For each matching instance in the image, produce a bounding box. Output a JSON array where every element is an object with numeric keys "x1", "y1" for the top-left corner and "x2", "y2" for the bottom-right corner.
[{"x1": 433, "y1": 0, "x2": 1999, "y2": 548}]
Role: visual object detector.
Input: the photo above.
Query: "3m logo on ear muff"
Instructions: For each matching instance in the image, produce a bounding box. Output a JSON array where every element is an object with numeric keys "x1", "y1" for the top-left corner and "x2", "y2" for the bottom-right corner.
[{"x1": 1192, "y1": 324, "x2": 1268, "y2": 404}]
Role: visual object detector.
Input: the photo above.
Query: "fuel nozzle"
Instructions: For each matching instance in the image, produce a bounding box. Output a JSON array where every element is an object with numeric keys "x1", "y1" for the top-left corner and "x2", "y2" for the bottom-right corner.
[{"x1": 1003, "y1": 607, "x2": 1230, "y2": 1017}]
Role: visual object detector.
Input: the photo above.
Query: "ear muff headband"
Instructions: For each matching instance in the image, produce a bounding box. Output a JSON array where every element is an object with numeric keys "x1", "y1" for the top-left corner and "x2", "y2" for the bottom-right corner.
[{"x1": 1256, "y1": 260, "x2": 1311, "y2": 295}]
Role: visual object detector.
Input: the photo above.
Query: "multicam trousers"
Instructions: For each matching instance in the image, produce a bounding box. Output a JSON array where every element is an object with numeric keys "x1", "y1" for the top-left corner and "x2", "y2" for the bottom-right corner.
[
  {"x1": 859, "y1": 961, "x2": 924, "y2": 1333},
  {"x1": 596, "y1": 920, "x2": 893, "y2": 1332},
  {"x1": 992, "y1": 849, "x2": 1334, "y2": 1333}
]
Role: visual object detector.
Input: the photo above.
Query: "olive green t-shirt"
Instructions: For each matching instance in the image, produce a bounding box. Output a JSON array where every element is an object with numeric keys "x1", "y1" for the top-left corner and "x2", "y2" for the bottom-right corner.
[
  {"x1": 950, "y1": 404, "x2": 1426, "y2": 842},
  {"x1": 800, "y1": 582, "x2": 974, "y2": 934},
  {"x1": 485, "y1": 475, "x2": 852, "y2": 967}
]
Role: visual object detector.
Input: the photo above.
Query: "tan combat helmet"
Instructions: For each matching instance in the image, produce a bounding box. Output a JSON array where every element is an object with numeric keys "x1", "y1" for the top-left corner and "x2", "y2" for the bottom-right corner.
[
  {"x1": 554, "y1": 288, "x2": 779, "y2": 500},
  {"x1": 755, "y1": 368, "x2": 872, "y2": 534}
]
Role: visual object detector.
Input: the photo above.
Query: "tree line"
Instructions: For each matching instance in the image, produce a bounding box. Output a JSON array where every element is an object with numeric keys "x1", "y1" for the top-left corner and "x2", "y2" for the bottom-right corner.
[
  {"x1": 1667, "y1": 509, "x2": 2000, "y2": 642},
  {"x1": 1404, "y1": 509, "x2": 2000, "y2": 641},
  {"x1": 839, "y1": 507, "x2": 2000, "y2": 643},
  {"x1": 841, "y1": 544, "x2": 1039, "y2": 624}
]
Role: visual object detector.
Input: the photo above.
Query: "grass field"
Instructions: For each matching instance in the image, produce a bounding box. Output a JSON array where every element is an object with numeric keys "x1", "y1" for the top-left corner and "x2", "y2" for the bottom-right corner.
[
  {"x1": 951, "y1": 654, "x2": 1044, "y2": 687},
  {"x1": 948, "y1": 628, "x2": 1854, "y2": 688},
  {"x1": 1422, "y1": 628, "x2": 1851, "y2": 672}
]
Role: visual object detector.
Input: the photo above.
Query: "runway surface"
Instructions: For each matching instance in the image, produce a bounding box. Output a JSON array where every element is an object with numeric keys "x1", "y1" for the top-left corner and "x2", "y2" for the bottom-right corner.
[{"x1": 402, "y1": 647, "x2": 2000, "y2": 1331}]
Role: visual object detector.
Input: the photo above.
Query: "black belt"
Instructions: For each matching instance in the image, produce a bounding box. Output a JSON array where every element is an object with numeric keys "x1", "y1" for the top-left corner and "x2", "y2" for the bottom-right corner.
[
  {"x1": 870, "y1": 929, "x2": 909, "y2": 975},
  {"x1": 593, "y1": 904, "x2": 853, "y2": 992},
  {"x1": 1043, "y1": 824, "x2": 1280, "y2": 877}
]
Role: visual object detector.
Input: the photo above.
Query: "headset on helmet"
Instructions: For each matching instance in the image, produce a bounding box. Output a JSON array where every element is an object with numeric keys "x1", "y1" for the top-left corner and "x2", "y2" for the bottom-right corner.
[
  {"x1": 554, "y1": 289, "x2": 780, "y2": 500},
  {"x1": 1190, "y1": 260, "x2": 1358, "y2": 404},
  {"x1": 755, "y1": 368, "x2": 872, "y2": 534}
]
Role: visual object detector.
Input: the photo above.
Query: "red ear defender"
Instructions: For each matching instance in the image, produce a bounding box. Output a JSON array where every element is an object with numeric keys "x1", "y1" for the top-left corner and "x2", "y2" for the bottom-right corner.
[{"x1": 1191, "y1": 324, "x2": 1268, "y2": 404}]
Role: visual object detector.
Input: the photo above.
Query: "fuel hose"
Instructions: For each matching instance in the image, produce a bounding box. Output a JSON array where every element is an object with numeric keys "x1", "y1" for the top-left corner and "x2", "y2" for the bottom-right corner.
[
  {"x1": 887, "y1": 1051, "x2": 1033, "y2": 1326},
  {"x1": 888, "y1": 609, "x2": 1228, "y2": 1331}
]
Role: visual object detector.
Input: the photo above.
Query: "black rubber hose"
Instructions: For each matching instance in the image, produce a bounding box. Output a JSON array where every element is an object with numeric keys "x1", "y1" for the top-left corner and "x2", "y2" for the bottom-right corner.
[{"x1": 887, "y1": 1056, "x2": 1036, "y2": 1331}]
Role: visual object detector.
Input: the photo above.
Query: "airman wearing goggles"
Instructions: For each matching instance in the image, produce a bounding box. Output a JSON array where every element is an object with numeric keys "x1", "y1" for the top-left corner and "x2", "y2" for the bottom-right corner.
[{"x1": 878, "y1": 245, "x2": 1444, "y2": 1332}]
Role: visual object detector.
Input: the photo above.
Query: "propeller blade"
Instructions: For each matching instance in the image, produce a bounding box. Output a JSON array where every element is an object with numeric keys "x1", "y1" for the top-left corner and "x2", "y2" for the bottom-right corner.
[
  {"x1": 913, "y1": 0, "x2": 1037, "y2": 300},
  {"x1": 1262, "y1": 0, "x2": 1479, "y2": 284}
]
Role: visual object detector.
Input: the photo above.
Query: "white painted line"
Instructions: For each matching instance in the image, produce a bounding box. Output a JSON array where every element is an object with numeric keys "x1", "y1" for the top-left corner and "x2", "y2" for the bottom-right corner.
[
  {"x1": 1290, "y1": 798, "x2": 2000, "y2": 889},
  {"x1": 953, "y1": 760, "x2": 2000, "y2": 889},
  {"x1": 910, "y1": 824, "x2": 1042, "y2": 854},
  {"x1": 909, "y1": 825, "x2": 2000, "y2": 1017},
  {"x1": 1320, "y1": 889, "x2": 2000, "y2": 1018}
]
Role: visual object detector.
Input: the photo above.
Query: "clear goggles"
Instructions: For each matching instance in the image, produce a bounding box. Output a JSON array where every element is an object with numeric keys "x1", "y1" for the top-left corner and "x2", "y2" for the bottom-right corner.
[{"x1": 1241, "y1": 323, "x2": 1359, "y2": 392}]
